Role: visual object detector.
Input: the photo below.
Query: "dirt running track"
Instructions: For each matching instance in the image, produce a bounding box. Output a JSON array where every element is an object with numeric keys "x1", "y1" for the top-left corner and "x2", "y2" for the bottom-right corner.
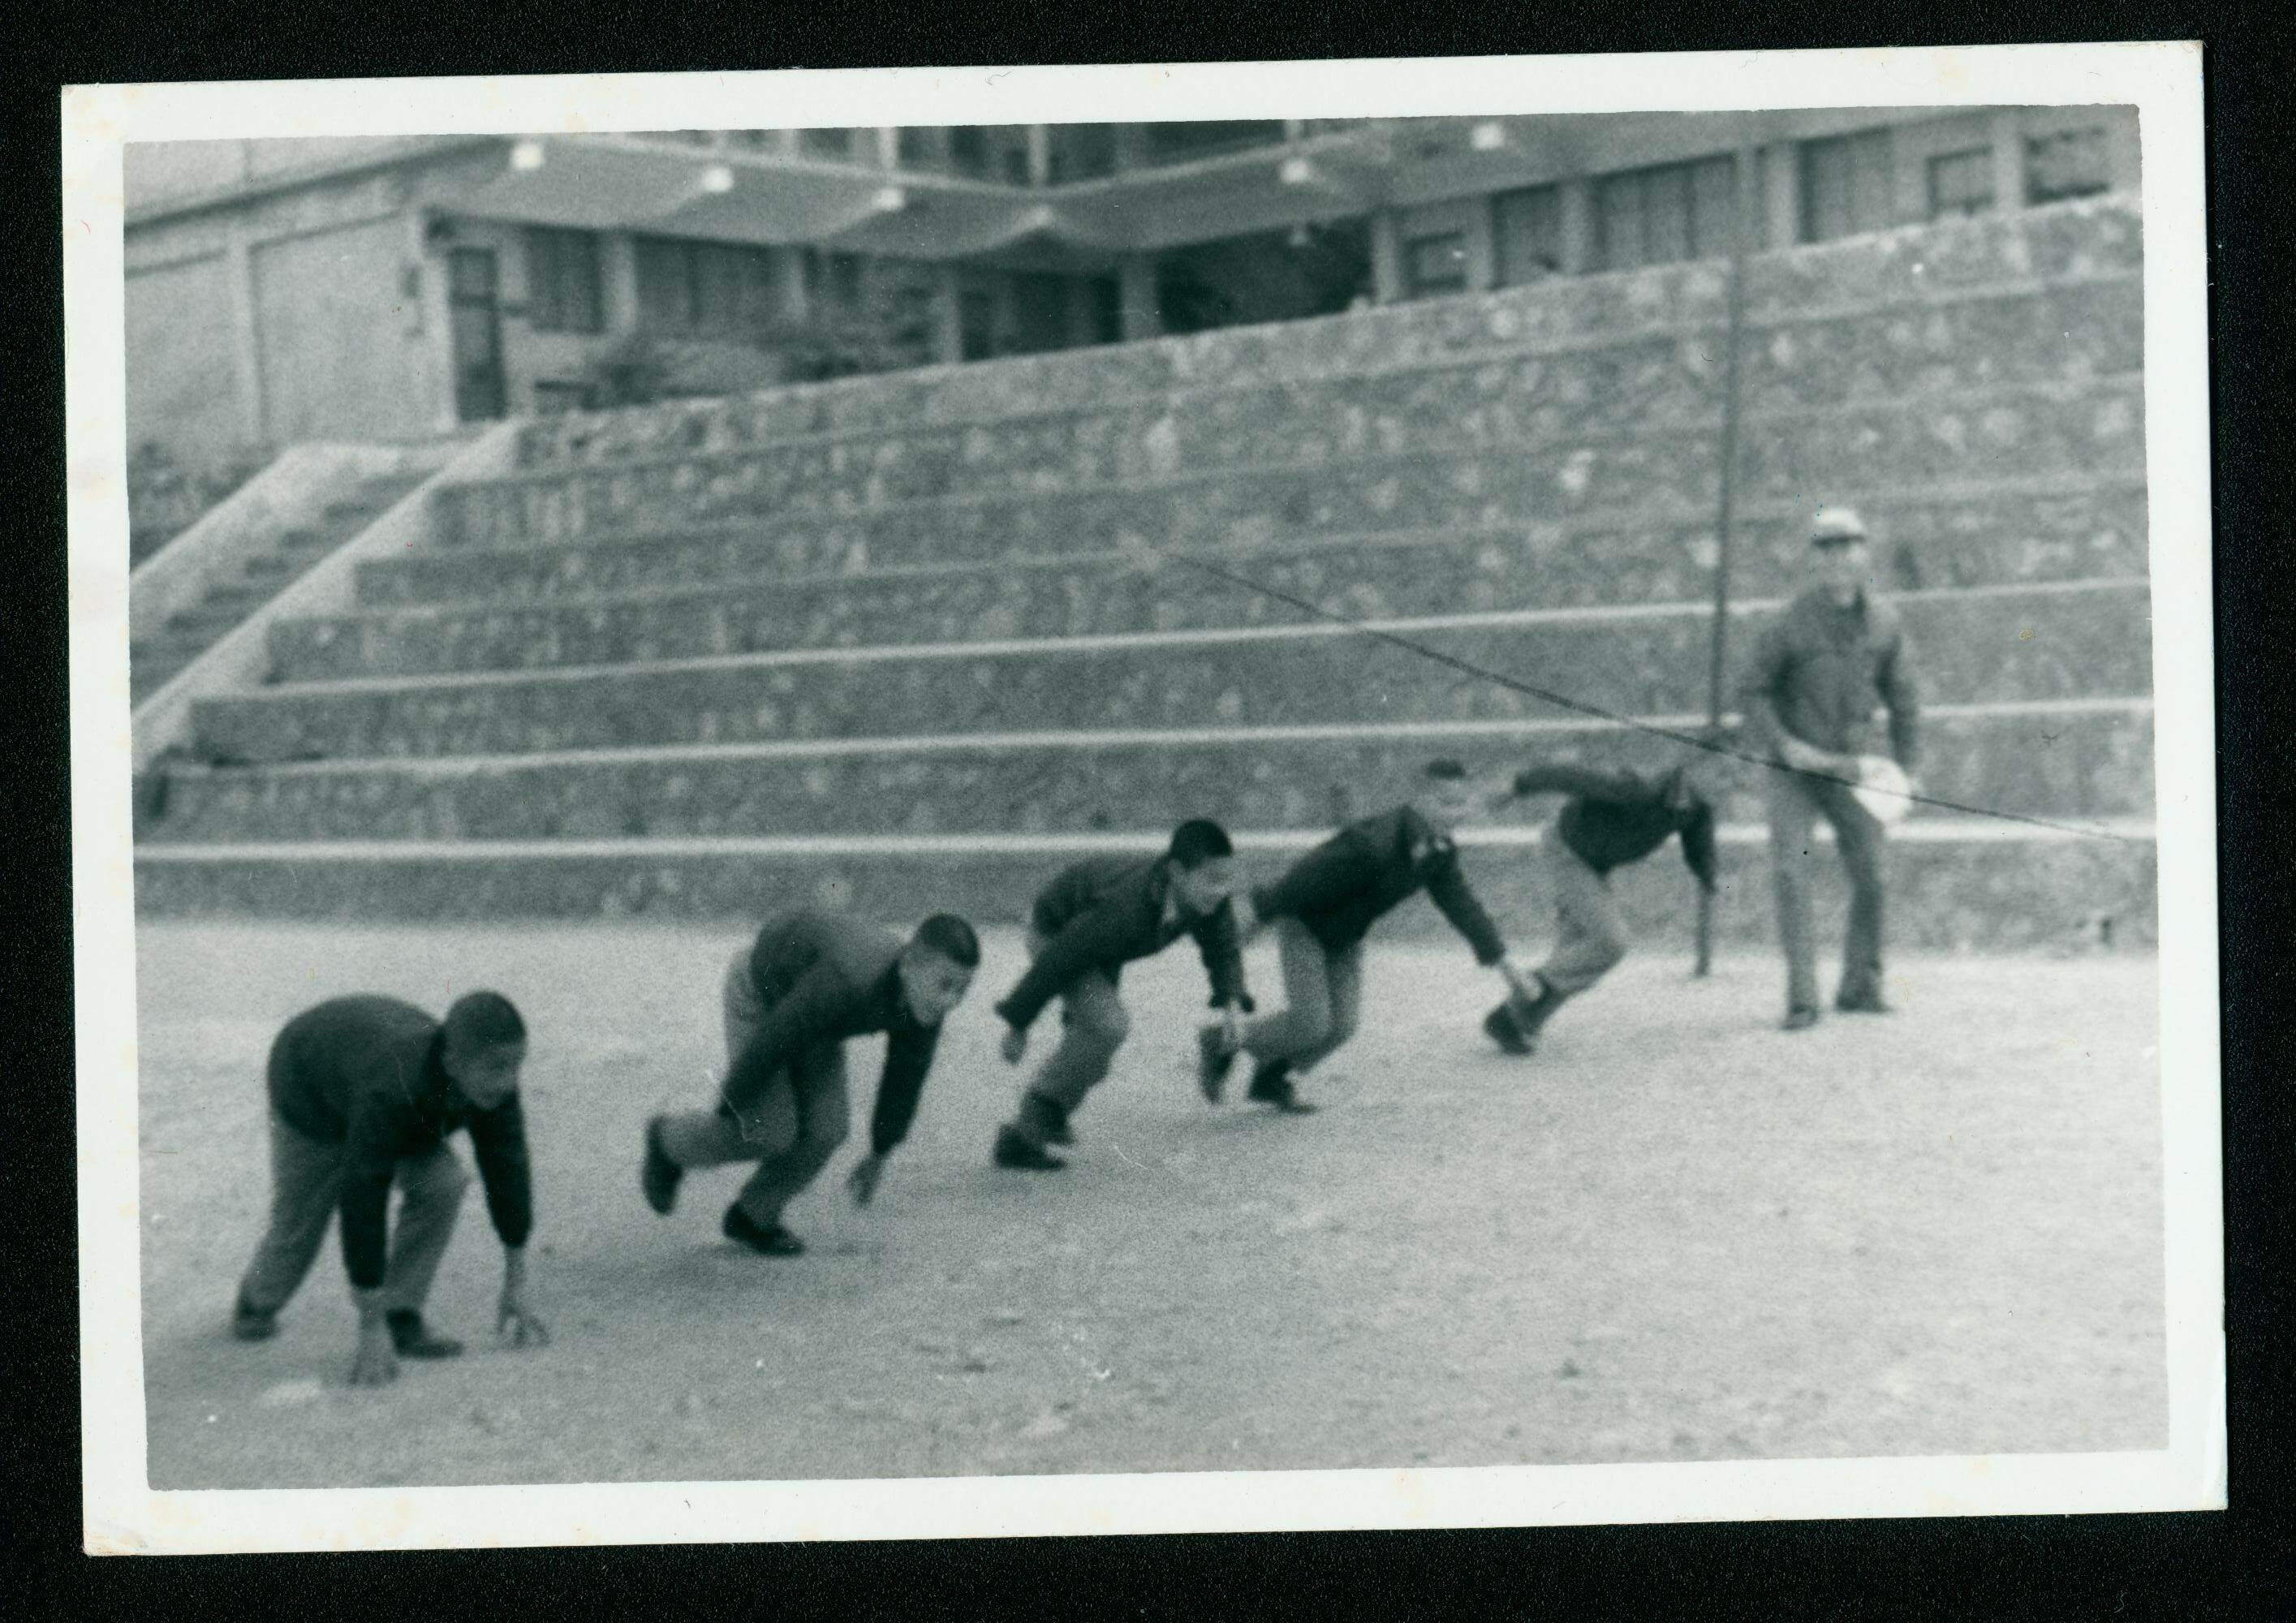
[{"x1": 131, "y1": 921, "x2": 2165, "y2": 1488}]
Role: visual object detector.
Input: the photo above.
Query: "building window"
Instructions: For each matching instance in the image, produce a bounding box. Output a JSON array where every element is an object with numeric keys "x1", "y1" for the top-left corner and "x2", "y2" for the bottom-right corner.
[
  {"x1": 634, "y1": 236, "x2": 776, "y2": 338},
  {"x1": 1926, "y1": 148, "x2": 1996, "y2": 220},
  {"x1": 1049, "y1": 124, "x2": 1118, "y2": 183},
  {"x1": 1800, "y1": 129, "x2": 1897, "y2": 243},
  {"x1": 532, "y1": 380, "x2": 593, "y2": 415},
  {"x1": 1595, "y1": 155, "x2": 1740, "y2": 271},
  {"x1": 1492, "y1": 184, "x2": 1562, "y2": 286},
  {"x1": 803, "y1": 248, "x2": 865, "y2": 312},
  {"x1": 523, "y1": 226, "x2": 604, "y2": 334},
  {"x1": 949, "y1": 127, "x2": 993, "y2": 179},
  {"x1": 1405, "y1": 231, "x2": 1470, "y2": 298},
  {"x1": 897, "y1": 126, "x2": 949, "y2": 172},
  {"x1": 1141, "y1": 120, "x2": 1286, "y2": 166},
  {"x1": 2025, "y1": 126, "x2": 2112, "y2": 204},
  {"x1": 1010, "y1": 272, "x2": 1071, "y2": 354},
  {"x1": 798, "y1": 127, "x2": 857, "y2": 161}
]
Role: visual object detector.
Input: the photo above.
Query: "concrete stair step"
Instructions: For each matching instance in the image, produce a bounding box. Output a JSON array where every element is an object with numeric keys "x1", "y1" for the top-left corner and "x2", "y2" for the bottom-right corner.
[
  {"x1": 143, "y1": 701, "x2": 2154, "y2": 846},
  {"x1": 297, "y1": 538, "x2": 2144, "y2": 687},
  {"x1": 476, "y1": 282, "x2": 2141, "y2": 494},
  {"x1": 128, "y1": 824, "x2": 2160, "y2": 953},
  {"x1": 434, "y1": 373, "x2": 2145, "y2": 554},
  {"x1": 194, "y1": 582, "x2": 2153, "y2": 767},
  {"x1": 351, "y1": 476, "x2": 2151, "y2": 616}
]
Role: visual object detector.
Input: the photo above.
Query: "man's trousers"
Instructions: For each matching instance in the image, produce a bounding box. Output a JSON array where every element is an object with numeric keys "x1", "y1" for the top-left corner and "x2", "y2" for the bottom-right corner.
[
  {"x1": 1765, "y1": 765, "x2": 1889, "y2": 1011},
  {"x1": 237, "y1": 1114, "x2": 470, "y2": 1316},
  {"x1": 655, "y1": 947, "x2": 852, "y2": 1227},
  {"x1": 1240, "y1": 918, "x2": 1365, "y2": 1073}
]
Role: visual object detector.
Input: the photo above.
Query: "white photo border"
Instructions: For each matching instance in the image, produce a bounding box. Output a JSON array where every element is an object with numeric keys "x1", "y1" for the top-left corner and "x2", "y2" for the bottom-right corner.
[{"x1": 66, "y1": 42, "x2": 2220, "y2": 1555}]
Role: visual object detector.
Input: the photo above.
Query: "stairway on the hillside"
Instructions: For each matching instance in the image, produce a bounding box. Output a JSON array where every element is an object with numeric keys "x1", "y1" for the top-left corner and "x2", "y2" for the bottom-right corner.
[
  {"x1": 134, "y1": 196, "x2": 2160, "y2": 950},
  {"x1": 130, "y1": 467, "x2": 433, "y2": 706}
]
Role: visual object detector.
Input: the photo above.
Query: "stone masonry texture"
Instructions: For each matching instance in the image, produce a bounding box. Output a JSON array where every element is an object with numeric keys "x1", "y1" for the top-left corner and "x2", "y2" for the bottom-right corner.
[{"x1": 142, "y1": 196, "x2": 2154, "y2": 950}]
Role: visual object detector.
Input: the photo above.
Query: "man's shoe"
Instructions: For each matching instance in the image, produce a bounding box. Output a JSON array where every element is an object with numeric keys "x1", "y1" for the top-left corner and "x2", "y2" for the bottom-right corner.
[
  {"x1": 1040, "y1": 1101, "x2": 1076, "y2": 1147},
  {"x1": 1834, "y1": 985, "x2": 1893, "y2": 1015},
  {"x1": 641, "y1": 1115, "x2": 683, "y2": 1215},
  {"x1": 1197, "y1": 1025, "x2": 1240, "y2": 1101},
  {"x1": 385, "y1": 1309, "x2": 464, "y2": 1358},
  {"x1": 1246, "y1": 1064, "x2": 1319, "y2": 1114},
  {"x1": 722, "y1": 1204, "x2": 806, "y2": 1255},
  {"x1": 1483, "y1": 1002, "x2": 1535, "y2": 1056},
  {"x1": 993, "y1": 1125, "x2": 1067, "y2": 1171},
  {"x1": 230, "y1": 1292, "x2": 278, "y2": 1343},
  {"x1": 1782, "y1": 1005, "x2": 1822, "y2": 1032}
]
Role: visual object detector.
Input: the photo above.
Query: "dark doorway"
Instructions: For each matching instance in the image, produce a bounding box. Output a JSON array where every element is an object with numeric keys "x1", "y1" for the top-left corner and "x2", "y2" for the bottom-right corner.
[
  {"x1": 1152, "y1": 219, "x2": 1372, "y2": 337},
  {"x1": 447, "y1": 248, "x2": 507, "y2": 422}
]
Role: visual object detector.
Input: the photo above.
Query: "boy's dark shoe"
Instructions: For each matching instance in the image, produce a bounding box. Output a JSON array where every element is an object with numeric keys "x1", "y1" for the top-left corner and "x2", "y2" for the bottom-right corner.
[
  {"x1": 1782, "y1": 1005, "x2": 1822, "y2": 1032},
  {"x1": 1197, "y1": 1025, "x2": 1240, "y2": 1101},
  {"x1": 230, "y1": 1292, "x2": 278, "y2": 1343},
  {"x1": 1246, "y1": 1062, "x2": 1318, "y2": 1114},
  {"x1": 722, "y1": 1203, "x2": 806, "y2": 1255},
  {"x1": 641, "y1": 1115, "x2": 683, "y2": 1214},
  {"x1": 1019, "y1": 1090, "x2": 1075, "y2": 1146},
  {"x1": 385, "y1": 1309, "x2": 464, "y2": 1358},
  {"x1": 1483, "y1": 1002, "x2": 1536, "y2": 1056},
  {"x1": 1834, "y1": 984, "x2": 1893, "y2": 1014},
  {"x1": 993, "y1": 1125, "x2": 1067, "y2": 1170}
]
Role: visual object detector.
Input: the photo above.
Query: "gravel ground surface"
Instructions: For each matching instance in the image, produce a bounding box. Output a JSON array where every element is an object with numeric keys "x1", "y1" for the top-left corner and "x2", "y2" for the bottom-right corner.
[{"x1": 133, "y1": 920, "x2": 2165, "y2": 1489}]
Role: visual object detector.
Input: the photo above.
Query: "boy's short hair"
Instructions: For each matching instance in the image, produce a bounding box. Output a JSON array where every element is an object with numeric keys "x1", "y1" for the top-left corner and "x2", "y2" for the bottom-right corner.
[
  {"x1": 911, "y1": 913, "x2": 982, "y2": 969},
  {"x1": 443, "y1": 991, "x2": 526, "y2": 1053},
  {"x1": 1423, "y1": 759, "x2": 1470, "y2": 782},
  {"x1": 1167, "y1": 818, "x2": 1235, "y2": 868}
]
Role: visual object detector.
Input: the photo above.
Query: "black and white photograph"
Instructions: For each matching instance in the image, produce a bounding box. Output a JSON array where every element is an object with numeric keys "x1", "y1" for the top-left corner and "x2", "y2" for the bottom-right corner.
[{"x1": 64, "y1": 45, "x2": 2220, "y2": 1552}]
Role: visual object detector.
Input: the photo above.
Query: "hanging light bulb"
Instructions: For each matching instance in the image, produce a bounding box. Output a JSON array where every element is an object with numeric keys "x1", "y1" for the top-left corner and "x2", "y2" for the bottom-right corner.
[
  {"x1": 510, "y1": 140, "x2": 546, "y2": 171},
  {"x1": 1470, "y1": 120, "x2": 1508, "y2": 152},
  {"x1": 872, "y1": 185, "x2": 907, "y2": 213},
  {"x1": 700, "y1": 164, "x2": 735, "y2": 194},
  {"x1": 1278, "y1": 155, "x2": 1314, "y2": 186}
]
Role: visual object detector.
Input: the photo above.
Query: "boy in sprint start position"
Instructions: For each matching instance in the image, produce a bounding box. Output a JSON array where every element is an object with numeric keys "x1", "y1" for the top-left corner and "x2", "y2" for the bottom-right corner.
[
  {"x1": 231, "y1": 991, "x2": 547, "y2": 1387},
  {"x1": 1212, "y1": 760, "x2": 1539, "y2": 1113},
  {"x1": 992, "y1": 820, "x2": 1250, "y2": 1171},
  {"x1": 642, "y1": 910, "x2": 980, "y2": 1253},
  {"x1": 1481, "y1": 750, "x2": 1719, "y2": 1055}
]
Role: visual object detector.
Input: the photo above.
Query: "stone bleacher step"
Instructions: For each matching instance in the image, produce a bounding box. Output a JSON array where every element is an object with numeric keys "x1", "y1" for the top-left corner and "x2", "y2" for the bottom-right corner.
[
  {"x1": 472, "y1": 282, "x2": 2143, "y2": 507},
  {"x1": 195, "y1": 580, "x2": 2154, "y2": 767},
  {"x1": 350, "y1": 473, "x2": 2151, "y2": 621},
  {"x1": 499, "y1": 204, "x2": 2141, "y2": 476},
  {"x1": 432, "y1": 372, "x2": 2145, "y2": 558},
  {"x1": 139, "y1": 698, "x2": 2155, "y2": 846},
  {"x1": 130, "y1": 820, "x2": 2160, "y2": 953},
  {"x1": 299, "y1": 498, "x2": 2149, "y2": 686}
]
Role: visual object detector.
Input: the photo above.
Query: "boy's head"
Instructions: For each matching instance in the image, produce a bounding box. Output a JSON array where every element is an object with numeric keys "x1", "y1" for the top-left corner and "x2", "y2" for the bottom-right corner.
[
  {"x1": 898, "y1": 914, "x2": 980, "y2": 1027},
  {"x1": 1166, "y1": 818, "x2": 1238, "y2": 914},
  {"x1": 1808, "y1": 506, "x2": 1874, "y2": 605},
  {"x1": 442, "y1": 992, "x2": 528, "y2": 1109},
  {"x1": 1414, "y1": 758, "x2": 1480, "y2": 834}
]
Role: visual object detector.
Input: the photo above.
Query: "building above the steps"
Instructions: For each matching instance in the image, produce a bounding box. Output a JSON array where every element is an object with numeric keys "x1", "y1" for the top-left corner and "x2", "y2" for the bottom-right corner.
[{"x1": 125, "y1": 109, "x2": 2139, "y2": 489}]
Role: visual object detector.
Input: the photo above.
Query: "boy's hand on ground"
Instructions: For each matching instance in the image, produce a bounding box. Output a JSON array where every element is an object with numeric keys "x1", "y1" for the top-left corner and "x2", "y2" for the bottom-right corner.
[
  {"x1": 497, "y1": 1287, "x2": 549, "y2": 1349},
  {"x1": 1000, "y1": 1026, "x2": 1027, "y2": 1065},
  {"x1": 348, "y1": 1319, "x2": 398, "y2": 1387}
]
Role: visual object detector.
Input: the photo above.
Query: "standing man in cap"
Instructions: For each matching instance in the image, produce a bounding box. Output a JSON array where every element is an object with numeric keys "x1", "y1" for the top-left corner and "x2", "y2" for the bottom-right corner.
[
  {"x1": 1737, "y1": 506, "x2": 1923, "y2": 1030},
  {"x1": 1228, "y1": 760, "x2": 1541, "y2": 1112},
  {"x1": 641, "y1": 910, "x2": 980, "y2": 1253},
  {"x1": 990, "y1": 818, "x2": 1250, "y2": 1171},
  {"x1": 230, "y1": 990, "x2": 548, "y2": 1387}
]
